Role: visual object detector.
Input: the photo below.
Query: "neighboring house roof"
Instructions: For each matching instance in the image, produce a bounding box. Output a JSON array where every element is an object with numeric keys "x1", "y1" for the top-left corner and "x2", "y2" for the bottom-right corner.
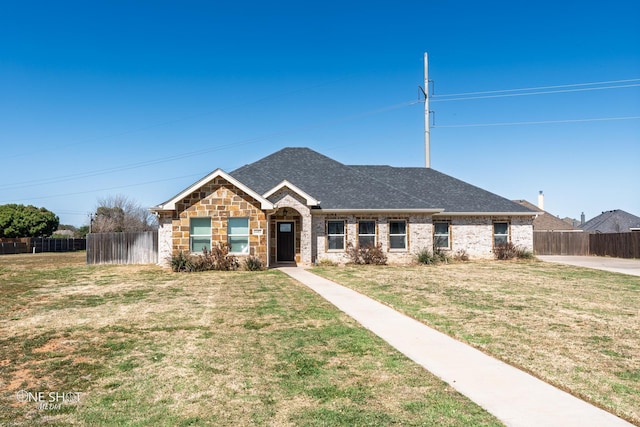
[
  {"x1": 230, "y1": 147, "x2": 536, "y2": 214},
  {"x1": 580, "y1": 209, "x2": 640, "y2": 233},
  {"x1": 513, "y1": 200, "x2": 581, "y2": 231}
]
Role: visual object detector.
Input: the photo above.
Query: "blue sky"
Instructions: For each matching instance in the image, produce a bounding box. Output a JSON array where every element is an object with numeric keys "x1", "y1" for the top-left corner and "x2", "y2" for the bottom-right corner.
[{"x1": 1, "y1": 1, "x2": 639, "y2": 227}]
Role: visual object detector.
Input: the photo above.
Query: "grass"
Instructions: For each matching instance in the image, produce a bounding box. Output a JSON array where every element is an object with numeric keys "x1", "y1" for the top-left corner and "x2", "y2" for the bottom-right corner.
[
  {"x1": 0, "y1": 252, "x2": 500, "y2": 426},
  {"x1": 312, "y1": 259, "x2": 640, "y2": 425}
]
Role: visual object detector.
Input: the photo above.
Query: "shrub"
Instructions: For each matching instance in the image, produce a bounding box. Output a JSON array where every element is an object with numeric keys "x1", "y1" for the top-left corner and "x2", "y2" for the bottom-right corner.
[
  {"x1": 169, "y1": 250, "x2": 192, "y2": 272},
  {"x1": 168, "y1": 243, "x2": 239, "y2": 272},
  {"x1": 316, "y1": 258, "x2": 338, "y2": 267},
  {"x1": 244, "y1": 256, "x2": 264, "y2": 271},
  {"x1": 494, "y1": 242, "x2": 534, "y2": 260},
  {"x1": 453, "y1": 249, "x2": 469, "y2": 262},
  {"x1": 416, "y1": 248, "x2": 437, "y2": 265},
  {"x1": 416, "y1": 247, "x2": 450, "y2": 265},
  {"x1": 494, "y1": 242, "x2": 518, "y2": 260},
  {"x1": 434, "y1": 247, "x2": 451, "y2": 264},
  {"x1": 347, "y1": 243, "x2": 387, "y2": 265},
  {"x1": 516, "y1": 247, "x2": 535, "y2": 260},
  {"x1": 204, "y1": 244, "x2": 240, "y2": 271}
]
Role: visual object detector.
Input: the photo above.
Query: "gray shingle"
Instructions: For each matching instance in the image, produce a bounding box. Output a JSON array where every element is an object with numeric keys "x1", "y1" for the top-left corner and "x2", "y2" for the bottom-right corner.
[
  {"x1": 580, "y1": 210, "x2": 640, "y2": 233},
  {"x1": 230, "y1": 147, "x2": 535, "y2": 213}
]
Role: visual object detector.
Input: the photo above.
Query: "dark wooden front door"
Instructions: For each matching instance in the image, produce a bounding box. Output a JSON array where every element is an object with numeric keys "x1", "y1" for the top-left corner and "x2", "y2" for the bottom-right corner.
[{"x1": 277, "y1": 222, "x2": 295, "y2": 262}]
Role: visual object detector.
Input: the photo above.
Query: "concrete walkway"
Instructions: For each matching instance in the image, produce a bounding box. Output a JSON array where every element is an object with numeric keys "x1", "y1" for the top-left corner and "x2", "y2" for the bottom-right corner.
[
  {"x1": 537, "y1": 255, "x2": 640, "y2": 276},
  {"x1": 278, "y1": 266, "x2": 633, "y2": 427}
]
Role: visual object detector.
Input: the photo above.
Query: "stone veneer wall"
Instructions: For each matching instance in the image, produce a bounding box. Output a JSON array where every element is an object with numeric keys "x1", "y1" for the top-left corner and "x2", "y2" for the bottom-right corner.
[
  {"x1": 160, "y1": 177, "x2": 268, "y2": 266},
  {"x1": 266, "y1": 189, "x2": 312, "y2": 264}
]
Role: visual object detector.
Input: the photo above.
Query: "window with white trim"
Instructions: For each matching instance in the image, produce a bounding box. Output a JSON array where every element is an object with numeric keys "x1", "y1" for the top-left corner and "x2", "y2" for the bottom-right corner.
[
  {"x1": 389, "y1": 220, "x2": 407, "y2": 250},
  {"x1": 493, "y1": 222, "x2": 510, "y2": 247},
  {"x1": 358, "y1": 221, "x2": 376, "y2": 248},
  {"x1": 190, "y1": 217, "x2": 211, "y2": 252},
  {"x1": 228, "y1": 217, "x2": 250, "y2": 254},
  {"x1": 327, "y1": 220, "x2": 345, "y2": 250},
  {"x1": 434, "y1": 222, "x2": 450, "y2": 249}
]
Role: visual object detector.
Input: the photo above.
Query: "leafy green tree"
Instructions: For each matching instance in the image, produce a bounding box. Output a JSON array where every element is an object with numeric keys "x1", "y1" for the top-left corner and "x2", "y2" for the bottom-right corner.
[
  {"x1": 0, "y1": 204, "x2": 59, "y2": 238},
  {"x1": 76, "y1": 225, "x2": 90, "y2": 238}
]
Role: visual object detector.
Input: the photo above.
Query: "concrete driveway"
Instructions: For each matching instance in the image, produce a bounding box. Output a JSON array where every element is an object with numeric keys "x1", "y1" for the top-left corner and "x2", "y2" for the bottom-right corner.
[{"x1": 537, "y1": 256, "x2": 640, "y2": 276}]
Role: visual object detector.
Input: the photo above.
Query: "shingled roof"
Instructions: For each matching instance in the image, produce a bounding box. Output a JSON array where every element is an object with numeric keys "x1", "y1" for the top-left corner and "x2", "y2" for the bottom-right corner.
[
  {"x1": 513, "y1": 200, "x2": 581, "y2": 231},
  {"x1": 580, "y1": 209, "x2": 640, "y2": 233},
  {"x1": 230, "y1": 147, "x2": 535, "y2": 214}
]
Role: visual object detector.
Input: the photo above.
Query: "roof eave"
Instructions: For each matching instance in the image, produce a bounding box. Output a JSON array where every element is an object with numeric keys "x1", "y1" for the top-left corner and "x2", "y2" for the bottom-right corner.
[
  {"x1": 314, "y1": 208, "x2": 444, "y2": 214},
  {"x1": 150, "y1": 168, "x2": 274, "y2": 212},
  {"x1": 434, "y1": 211, "x2": 539, "y2": 217}
]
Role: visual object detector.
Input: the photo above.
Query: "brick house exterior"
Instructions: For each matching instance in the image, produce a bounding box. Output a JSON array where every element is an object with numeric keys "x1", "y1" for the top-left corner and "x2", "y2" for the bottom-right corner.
[{"x1": 152, "y1": 148, "x2": 537, "y2": 266}]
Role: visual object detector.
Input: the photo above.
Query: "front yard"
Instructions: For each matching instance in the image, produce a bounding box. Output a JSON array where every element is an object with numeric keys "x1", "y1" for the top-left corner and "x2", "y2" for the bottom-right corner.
[
  {"x1": 313, "y1": 260, "x2": 640, "y2": 425},
  {"x1": 1, "y1": 253, "x2": 637, "y2": 425},
  {"x1": 1, "y1": 253, "x2": 499, "y2": 426}
]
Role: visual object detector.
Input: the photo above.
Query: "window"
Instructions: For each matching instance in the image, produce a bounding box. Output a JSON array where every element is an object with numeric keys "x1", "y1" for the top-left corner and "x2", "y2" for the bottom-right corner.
[
  {"x1": 358, "y1": 221, "x2": 376, "y2": 248},
  {"x1": 389, "y1": 220, "x2": 407, "y2": 250},
  {"x1": 327, "y1": 220, "x2": 345, "y2": 250},
  {"x1": 434, "y1": 222, "x2": 450, "y2": 249},
  {"x1": 190, "y1": 217, "x2": 211, "y2": 252},
  {"x1": 228, "y1": 218, "x2": 249, "y2": 254},
  {"x1": 493, "y1": 222, "x2": 510, "y2": 247}
]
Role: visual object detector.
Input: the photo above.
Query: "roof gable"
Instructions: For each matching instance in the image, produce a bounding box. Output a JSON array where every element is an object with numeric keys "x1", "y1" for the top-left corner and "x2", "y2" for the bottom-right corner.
[
  {"x1": 263, "y1": 180, "x2": 320, "y2": 206},
  {"x1": 152, "y1": 169, "x2": 274, "y2": 211}
]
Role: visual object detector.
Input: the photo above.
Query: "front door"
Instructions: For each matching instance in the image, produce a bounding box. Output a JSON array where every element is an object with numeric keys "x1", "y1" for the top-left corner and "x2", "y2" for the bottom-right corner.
[{"x1": 277, "y1": 222, "x2": 295, "y2": 262}]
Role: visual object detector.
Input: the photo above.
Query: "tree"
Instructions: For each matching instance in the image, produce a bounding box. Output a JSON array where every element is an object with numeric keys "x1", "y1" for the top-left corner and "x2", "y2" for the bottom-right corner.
[
  {"x1": 0, "y1": 204, "x2": 59, "y2": 238},
  {"x1": 91, "y1": 195, "x2": 157, "y2": 233}
]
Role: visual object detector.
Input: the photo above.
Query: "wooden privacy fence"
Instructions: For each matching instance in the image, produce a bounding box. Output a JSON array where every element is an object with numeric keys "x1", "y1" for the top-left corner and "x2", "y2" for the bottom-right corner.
[
  {"x1": 590, "y1": 232, "x2": 640, "y2": 259},
  {"x1": 533, "y1": 232, "x2": 589, "y2": 256},
  {"x1": 0, "y1": 237, "x2": 86, "y2": 255},
  {"x1": 86, "y1": 231, "x2": 158, "y2": 264},
  {"x1": 534, "y1": 231, "x2": 640, "y2": 258}
]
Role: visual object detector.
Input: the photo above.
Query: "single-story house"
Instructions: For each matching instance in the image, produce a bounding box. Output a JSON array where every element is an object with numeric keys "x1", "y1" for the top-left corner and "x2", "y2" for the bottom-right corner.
[
  {"x1": 513, "y1": 199, "x2": 582, "y2": 232},
  {"x1": 151, "y1": 147, "x2": 537, "y2": 266},
  {"x1": 580, "y1": 209, "x2": 640, "y2": 233}
]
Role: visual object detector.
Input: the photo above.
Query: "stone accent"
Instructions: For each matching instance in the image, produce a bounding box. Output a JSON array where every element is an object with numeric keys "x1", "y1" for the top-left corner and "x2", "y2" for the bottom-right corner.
[
  {"x1": 267, "y1": 188, "x2": 312, "y2": 264},
  {"x1": 169, "y1": 177, "x2": 267, "y2": 265}
]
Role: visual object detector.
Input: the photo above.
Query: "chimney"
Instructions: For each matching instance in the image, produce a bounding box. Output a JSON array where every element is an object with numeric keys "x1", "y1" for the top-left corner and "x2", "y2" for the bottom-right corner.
[
  {"x1": 537, "y1": 191, "x2": 544, "y2": 210},
  {"x1": 581, "y1": 212, "x2": 585, "y2": 226}
]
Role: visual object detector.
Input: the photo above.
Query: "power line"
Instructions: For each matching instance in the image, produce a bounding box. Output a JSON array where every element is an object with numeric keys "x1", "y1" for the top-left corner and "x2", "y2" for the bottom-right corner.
[
  {"x1": 433, "y1": 116, "x2": 640, "y2": 128},
  {"x1": 432, "y1": 78, "x2": 640, "y2": 98},
  {"x1": 0, "y1": 172, "x2": 208, "y2": 204},
  {"x1": 0, "y1": 99, "x2": 420, "y2": 191},
  {"x1": 431, "y1": 83, "x2": 640, "y2": 102},
  {"x1": 4, "y1": 74, "x2": 358, "y2": 161}
]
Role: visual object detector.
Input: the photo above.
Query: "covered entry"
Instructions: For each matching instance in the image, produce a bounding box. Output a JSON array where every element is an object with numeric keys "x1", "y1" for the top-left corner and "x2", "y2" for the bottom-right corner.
[{"x1": 276, "y1": 221, "x2": 295, "y2": 262}]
